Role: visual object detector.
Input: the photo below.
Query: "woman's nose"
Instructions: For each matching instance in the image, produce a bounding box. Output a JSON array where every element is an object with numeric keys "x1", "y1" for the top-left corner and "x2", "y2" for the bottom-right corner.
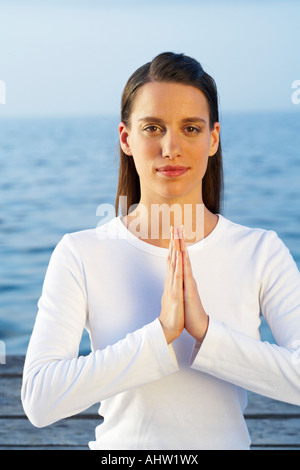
[{"x1": 161, "y1": 130, "x2": 182, "y2": 160}]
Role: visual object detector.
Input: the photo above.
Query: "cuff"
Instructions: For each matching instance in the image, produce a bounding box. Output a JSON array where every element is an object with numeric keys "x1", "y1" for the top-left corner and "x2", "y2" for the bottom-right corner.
[
  {"x1": 190, "y1": 316, "x2": 224, "y2": 372},
  {"x1": 145, "y1": 318, "x2": 179, "y2": 374}
]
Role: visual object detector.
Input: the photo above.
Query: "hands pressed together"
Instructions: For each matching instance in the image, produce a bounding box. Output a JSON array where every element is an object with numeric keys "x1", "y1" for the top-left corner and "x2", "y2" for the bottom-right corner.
[{"x1": 159, "y1": 226, "x2": 209, "y2": 345}]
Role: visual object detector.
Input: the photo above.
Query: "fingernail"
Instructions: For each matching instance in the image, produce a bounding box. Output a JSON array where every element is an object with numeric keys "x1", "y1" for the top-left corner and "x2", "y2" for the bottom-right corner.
[{"x1": 181, "y1": 225, "x2": 185, "y2": 240}]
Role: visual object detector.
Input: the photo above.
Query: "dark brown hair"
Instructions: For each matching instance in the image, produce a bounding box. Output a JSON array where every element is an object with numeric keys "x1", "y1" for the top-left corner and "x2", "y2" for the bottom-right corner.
[{"x1": 115, "y1": 52, "x2": 223, "y2": 216}]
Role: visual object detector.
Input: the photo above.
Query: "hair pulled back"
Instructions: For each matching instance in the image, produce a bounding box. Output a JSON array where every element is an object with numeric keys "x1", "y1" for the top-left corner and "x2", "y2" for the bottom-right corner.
[{"x1": 115, "y1": 52, "x2": 223, "y2": 216}]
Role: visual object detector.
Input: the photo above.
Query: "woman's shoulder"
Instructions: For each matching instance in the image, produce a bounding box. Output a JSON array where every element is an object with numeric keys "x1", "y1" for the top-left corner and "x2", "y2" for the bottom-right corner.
[
  {"x1": 223, "y1": 217, "x2": 289, "y2": 255},
  {"x1": 221, "y1": 214, "x2": 274, "y2": 237},
  {"x1": 219, "y1": 214, "x2": 283, "y2": 252},
  {"x1": 54, "y1": 216, "x2": 123, "y2": 254},
  {"x1": 69, "y1": 216, "x2": 121, "y2": 238}
]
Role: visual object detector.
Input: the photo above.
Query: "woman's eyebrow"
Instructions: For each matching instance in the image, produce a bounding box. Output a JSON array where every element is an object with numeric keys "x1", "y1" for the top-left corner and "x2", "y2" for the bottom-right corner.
[
  {"x1": 181, "y1": 117, "x2": 207, "y2": 125},
  {"x1": 138, "y1": 116, "x2": 164, "y2": 123},
  {"x1": 138, "y1": 116, "x2": 207, "y2": 124}
]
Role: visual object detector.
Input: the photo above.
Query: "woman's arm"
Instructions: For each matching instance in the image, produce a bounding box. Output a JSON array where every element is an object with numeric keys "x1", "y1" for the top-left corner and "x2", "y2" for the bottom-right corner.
[
  {"x1": 21, "y1": 235, "x2": 179, "y2": 428},
  {"x1": 188, "y1": 230, "x2": 300, "y2": 406}
]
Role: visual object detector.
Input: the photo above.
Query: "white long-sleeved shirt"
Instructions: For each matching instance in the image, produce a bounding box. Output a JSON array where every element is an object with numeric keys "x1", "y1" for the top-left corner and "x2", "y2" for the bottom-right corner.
[{"x1": 21, "y1": 214, "x2": 300, "y2": 450}]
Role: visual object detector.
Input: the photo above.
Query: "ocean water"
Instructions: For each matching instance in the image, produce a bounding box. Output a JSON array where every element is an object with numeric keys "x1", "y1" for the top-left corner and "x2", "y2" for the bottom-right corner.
[{"x1": 0, "y1": 111, "x2": 300, "y2": 355}]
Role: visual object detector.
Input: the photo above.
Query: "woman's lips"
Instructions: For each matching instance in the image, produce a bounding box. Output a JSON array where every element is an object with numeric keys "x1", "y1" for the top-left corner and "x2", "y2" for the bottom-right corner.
[{"x1": 157, "y1": 165, "x2": 189, "y2": 177}]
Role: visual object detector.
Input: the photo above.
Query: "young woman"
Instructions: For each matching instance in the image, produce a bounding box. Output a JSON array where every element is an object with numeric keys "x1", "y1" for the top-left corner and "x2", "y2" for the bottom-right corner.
[{"x1": 21, "y1": 52, "x2": 300, "y2": 450}]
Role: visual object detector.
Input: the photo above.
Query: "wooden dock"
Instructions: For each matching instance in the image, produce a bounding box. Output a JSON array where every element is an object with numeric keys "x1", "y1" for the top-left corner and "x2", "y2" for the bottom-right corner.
[{"x1": 1, "y1": 356, "x2": 300, "y2": 450}]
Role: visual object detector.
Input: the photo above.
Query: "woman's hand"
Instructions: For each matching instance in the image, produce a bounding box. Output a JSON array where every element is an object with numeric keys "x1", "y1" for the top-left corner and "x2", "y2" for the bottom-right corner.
[
  {"x1": 159, "y1": 226, "x2": 209, "y2": 344},
  {"x1": 180, "y1": 229, "x2": 209, "y2": 343},
  {"x1": 159, "y1": 227, "x2": 185, "y2": 344}
]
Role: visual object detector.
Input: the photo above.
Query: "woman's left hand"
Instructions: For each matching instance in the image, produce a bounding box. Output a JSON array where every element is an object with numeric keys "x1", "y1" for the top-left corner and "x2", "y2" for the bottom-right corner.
[{"x1": 178, "y1": 227, "x2": 209, "y2": 343}]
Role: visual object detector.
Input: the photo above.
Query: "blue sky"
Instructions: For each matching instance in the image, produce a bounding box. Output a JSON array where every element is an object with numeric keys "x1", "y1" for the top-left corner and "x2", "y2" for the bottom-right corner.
[{"x1": 0, "y1": 0, "x2": 299, "y2": 117}]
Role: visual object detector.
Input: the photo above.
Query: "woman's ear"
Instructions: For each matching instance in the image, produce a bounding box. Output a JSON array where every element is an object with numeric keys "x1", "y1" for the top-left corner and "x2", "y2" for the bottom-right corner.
[
  {"x1": 209, "y1": 122, "x2": 220, "y2": 157},
  {"x1": 119, "y1": 122, "x2": 132, "y2": 156}
]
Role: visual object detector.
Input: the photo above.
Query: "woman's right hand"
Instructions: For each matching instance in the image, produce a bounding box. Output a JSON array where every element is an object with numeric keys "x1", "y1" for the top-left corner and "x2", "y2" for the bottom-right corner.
[{"x1": 159, "y1": 227, "x2": 185, "y2": 344}]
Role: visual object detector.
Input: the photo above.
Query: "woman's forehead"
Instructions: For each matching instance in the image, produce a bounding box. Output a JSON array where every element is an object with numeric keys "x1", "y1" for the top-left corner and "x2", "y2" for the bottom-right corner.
[{"x1": 131, "y1": 81, "x2": 210, "y2": 120}]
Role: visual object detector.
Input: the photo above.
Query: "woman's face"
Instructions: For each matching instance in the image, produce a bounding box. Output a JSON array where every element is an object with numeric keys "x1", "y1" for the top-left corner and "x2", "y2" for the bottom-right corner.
[{"x1": 119, "y1": 81, "x2": 220, "y2": 205}]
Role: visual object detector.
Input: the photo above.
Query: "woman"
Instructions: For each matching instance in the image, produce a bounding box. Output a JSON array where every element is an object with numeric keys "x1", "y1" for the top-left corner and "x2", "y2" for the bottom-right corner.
[{"x1": 21, "y1": 52, "x2": 300, "y2": 450}]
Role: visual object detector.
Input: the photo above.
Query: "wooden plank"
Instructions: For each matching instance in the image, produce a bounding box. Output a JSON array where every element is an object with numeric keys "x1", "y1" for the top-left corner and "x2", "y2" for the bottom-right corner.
[
  {"x1": 0, "y1": 416, "x2": 299, "y2": 449},
  {"x1": 0, "y1": 417, "x2": 100, "y2": 447},
  {"x1": 2, "y1": 376, "x2": 299, "y2": 419},
  {"x1": 246, "y1": 418, "x2": 300, "y2": 447},
  {"x1": 0, "y1": 376, "x2": 99, "y2": 417},
  {"x1": 2, "y1": 356, "x2": 300, "y2": 416},
  {"x1": 245, "y1": 392, "x2": 300, "y2": 417},
  {"x1": 0, "y1": 355, "x2": 24, "y2": 376},
  {"x1": 0, "y1": 356, "x2": 102, "y2": 449},
  {"x1": 0, "y1": 377, "x2": 24, "y2": 415},
  {"x1": 1, "y1": 356, "x2": 300, "y2": 450}
]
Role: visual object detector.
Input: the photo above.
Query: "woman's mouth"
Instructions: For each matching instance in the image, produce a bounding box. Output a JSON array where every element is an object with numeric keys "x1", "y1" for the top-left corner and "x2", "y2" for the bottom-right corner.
[{"x1": 156, "y1": 165, "x2": 189, "y2": 178}]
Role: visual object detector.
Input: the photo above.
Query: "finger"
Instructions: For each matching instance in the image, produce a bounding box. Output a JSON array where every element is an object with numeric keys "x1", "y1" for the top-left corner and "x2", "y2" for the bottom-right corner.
[
  {"x1": 178, "y1": 225, "x2": 184, "y2": 252},
  {"x1": 181, "y1": 229, "x2": 192, "y2": 272},
  {"x1": 171, "y1": 232, "x2": 177, "y2": 268},
  {"x1": 178, "y1": 225, "x2": 189, "y2": 259},
  {"x1": 164, "y1": 227, "x2": 173, "y2": 287},
  {"x1": 174, "y1": 249, "x2": 183, "y2": 289},
  {"x1": 183, "y1": 249, "x2": 195, "y2": 297},
  {"x1": 168, "y1": 226, "x2": 173, "y2": 262},
  {"x1": 170, "y1": 228, "x2": 182, "y2": 284},
  {"x1": 173, "y1": 226, "x2": 181, "y2": 252},
  {"x1": 183, "y1": 245, "x2": 192, "y2": 271}
]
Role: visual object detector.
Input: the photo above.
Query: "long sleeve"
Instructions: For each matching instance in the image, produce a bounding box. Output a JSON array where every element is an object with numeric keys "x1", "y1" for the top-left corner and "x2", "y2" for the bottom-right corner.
[
  {"x1": 191, "y1": 230, "x2": 300, "y2": 405},
  {"x1": 21, "y1": 235, "x2": 178, "y2": 428}
]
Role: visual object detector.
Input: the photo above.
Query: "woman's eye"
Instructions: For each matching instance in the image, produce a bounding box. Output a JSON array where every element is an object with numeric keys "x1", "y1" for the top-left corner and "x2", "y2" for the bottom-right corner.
[
  {"x1": 144, "y1": 125, "x2": 161, "y2": 133},
  {"x1": 185, "y1": 126, "x2": 200, "y2": 134}
]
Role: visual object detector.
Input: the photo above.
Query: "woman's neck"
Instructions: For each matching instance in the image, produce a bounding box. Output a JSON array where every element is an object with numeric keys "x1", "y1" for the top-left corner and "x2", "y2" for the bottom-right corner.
[{"x1": 121, "y1": 199, "x2": 219, "y2": 249}]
